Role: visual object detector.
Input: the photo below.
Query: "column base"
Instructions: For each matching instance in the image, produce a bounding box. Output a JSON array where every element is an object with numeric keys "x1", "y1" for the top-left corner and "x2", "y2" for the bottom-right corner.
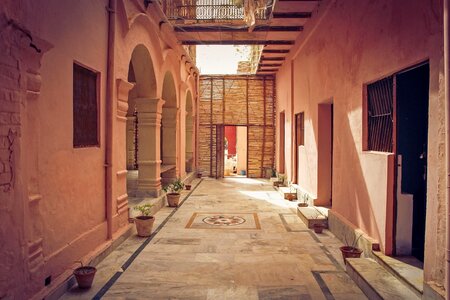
[{"x1": 136, "y1": 178, "x2": 162, "y2": 198}]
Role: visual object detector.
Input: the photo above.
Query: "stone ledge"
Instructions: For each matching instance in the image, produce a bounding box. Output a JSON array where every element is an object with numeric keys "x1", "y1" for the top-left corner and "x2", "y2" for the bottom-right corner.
[
  {"x1": 296, "y1": 206, "x2": 328, "y2": 229},
  {"x1": 372, "y1": 250, "x2": 423, "y2": 297},
  {"x1": 346, "y1": 258, "x2": 420, "y2": 300}
]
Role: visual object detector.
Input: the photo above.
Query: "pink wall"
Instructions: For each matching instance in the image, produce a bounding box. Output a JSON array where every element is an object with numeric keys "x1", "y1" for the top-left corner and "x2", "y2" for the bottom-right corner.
[
  {"x1": 225, "y1": 126, "x2": 237, "y2": 155},
  {"x1": 276, "y1": 0, "x2": 445, "y2": 292},
  {"x1": 0, "y1": 0, "x2": 198, "y2": 298}
]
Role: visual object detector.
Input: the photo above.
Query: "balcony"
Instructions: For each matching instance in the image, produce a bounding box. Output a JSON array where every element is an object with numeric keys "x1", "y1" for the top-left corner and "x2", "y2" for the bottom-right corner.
[{"x1": 163, "y1": 0, "x2": 271, "y2": 23}]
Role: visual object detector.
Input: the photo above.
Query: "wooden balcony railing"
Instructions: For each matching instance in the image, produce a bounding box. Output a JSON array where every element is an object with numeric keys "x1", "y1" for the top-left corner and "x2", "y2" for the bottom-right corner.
[{"x1": 163, "y1": 0, "x2": 269, "y2": 21}]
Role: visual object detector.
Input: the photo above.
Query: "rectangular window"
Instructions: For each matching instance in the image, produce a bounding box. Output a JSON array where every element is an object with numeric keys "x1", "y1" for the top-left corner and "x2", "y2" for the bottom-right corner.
[
  {"x1": 295, "y1": 112, "x2": 304, "y2": 147},
  {"x1": 73, "y1": 63, "x2": 99, "y2": 147},
  {"x1": 366, "y1": 76, "x2": 394, "y2": 152}
]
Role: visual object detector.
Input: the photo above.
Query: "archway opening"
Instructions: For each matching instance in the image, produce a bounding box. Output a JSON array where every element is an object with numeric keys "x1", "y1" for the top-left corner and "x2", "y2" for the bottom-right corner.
[{"x1": 126, "y1": 45, "x2": 157, "y2": 198}]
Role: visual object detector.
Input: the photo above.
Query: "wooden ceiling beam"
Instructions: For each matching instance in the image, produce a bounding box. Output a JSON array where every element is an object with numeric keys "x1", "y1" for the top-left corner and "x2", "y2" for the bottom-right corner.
[
  {"x1": 181, "y1": 40, "x2": 295, "y2": 45},
  {"x1": 262, "y1": 49, "x2": 290, "y2": 53},
  {"x1": 261, "y1": 57, "x2": 285, "y2": 61},
  {"x1": 277, "y1": 0, "x2": 318, "y2": 2},
  {"x1": 259, "y1": 63, "x2": 282, "y2": 67},
  {"x1": 273, "y1": 12, "x2": 312, "y2": 18},
  {"x1": 174, "y1": 26, "x2": 303, "y2": 32}
]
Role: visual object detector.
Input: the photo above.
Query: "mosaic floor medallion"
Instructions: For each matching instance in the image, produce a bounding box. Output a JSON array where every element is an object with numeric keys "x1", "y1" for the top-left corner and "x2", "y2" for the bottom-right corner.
[
  {"x1": 202, "y1": 215, "x2": 246, "y2": 226},
  {"x1": 186, "y1": 212, "x2": 261, "y2": 230}
]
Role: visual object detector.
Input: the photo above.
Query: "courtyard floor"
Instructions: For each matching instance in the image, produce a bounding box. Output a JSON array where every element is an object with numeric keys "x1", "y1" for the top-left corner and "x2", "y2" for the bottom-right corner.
[{"x1": 62, "y1": 177, "x2": 366, "y2": 299}]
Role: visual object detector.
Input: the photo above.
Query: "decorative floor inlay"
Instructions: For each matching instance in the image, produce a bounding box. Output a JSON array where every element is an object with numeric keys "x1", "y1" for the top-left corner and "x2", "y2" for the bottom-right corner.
[
  {"x1": 203, "y1": 215, "x2": 246, "y2": 226},
  {"x1": 186, "y1": 212, "x2": 261, "y2": 230}
]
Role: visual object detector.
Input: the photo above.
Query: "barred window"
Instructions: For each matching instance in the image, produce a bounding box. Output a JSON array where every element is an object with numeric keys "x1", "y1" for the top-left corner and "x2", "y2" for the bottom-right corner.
[
  {"x1": 366, "y1": 76, "x2": 394, "y2": 152},
  {"x1": 295, "y1": 112, "x2": 304, "y2": 147},
  {"x1": 73, "y1": 63, "x2": 99, "y2": 148}
]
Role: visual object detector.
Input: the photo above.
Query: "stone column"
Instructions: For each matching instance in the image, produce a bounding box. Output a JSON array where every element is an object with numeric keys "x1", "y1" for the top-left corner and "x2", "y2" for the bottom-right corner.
[
  {"x1": 185, "y1": 112, "x2": 194, "y2": 172},
  {"x1": 161, "y1": 107, "x2": 179, "y2": 183},
  {"x1": 126, "y1": 115, "x2": 136, "y2": 170},
  {"x1": 135, "y1": 98, "x2": 165, "y2": 197}
]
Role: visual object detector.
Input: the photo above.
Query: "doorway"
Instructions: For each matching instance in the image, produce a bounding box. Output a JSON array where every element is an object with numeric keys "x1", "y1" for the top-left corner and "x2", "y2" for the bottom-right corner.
[
  {"x1": 224, "y1": 125, "x2": 248, "y2": 177},
  {"x1": 317, "y1": 103, "x2": 333, "y2": 207},
  {"x1": 395, "y1": 63, "x2": 429, "y2": 261}
]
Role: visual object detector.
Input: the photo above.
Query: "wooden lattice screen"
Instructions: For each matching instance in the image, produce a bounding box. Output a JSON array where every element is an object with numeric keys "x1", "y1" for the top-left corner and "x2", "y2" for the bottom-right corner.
[{"x1": 198, "y1": 75, "x2": 275, "y2": 178}]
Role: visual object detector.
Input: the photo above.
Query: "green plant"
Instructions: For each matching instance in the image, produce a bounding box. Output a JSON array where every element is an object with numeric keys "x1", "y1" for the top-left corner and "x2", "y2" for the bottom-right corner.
[
  {"x1": 344, "y1": 233, "x2": 363, "y2": 249},
  {"x1": 301, "y1": 193, "x2": 309, "y2": 204},
  {"x1": 133, "y1": 203, "x2": 154, "y2": 216},
  {"x1": 271, "y1": 168, "x2": 277, "y2": 178},
  {"x1": 163, "y1": 178, "x2": 185, "y2": 194},
  {"x1": 288, "y1": 181, "x2": 296, "y2": 193}
]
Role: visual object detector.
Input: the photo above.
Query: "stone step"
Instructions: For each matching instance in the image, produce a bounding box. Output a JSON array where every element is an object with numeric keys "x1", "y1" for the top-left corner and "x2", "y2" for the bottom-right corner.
[
  {"x1": 371, "y1": 251, "x2": 423, "y2": 297},
  {"x1": 296, "y1": 206, "x2": 327, "y2": 229},
  {"x1": 346, "y1": 258, "x2": 421, "y2": 300}
]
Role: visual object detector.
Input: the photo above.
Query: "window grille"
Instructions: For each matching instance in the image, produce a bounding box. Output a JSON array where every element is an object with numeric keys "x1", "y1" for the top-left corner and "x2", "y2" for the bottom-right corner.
[
  {"x1": 73, "y1": 64, "x2": 98, "y2": 147},
  {"x1": 295, "y1": 112, "x2": 304, "y2": 147},
  {"x1": 367, "y1": 76, "x2": 394, "y2": 152}
]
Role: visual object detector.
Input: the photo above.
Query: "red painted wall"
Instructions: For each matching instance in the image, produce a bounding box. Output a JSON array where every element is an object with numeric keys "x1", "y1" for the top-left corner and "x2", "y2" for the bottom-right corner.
[{"x1": 225, "y1": 126, "x2": 236, "y2": 155}]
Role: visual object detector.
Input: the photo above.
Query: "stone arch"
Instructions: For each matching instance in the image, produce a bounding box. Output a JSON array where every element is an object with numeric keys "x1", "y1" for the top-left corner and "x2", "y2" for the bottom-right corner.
[
  {"x1": 126, "y1": 44, "x2": 157, "y2": 170},
  {"x1": 129, "y1": 44, "x2": 157, "y2": 98},
  {"x1": 125, "y1": 44, "x2": 162, "y2": 197}
]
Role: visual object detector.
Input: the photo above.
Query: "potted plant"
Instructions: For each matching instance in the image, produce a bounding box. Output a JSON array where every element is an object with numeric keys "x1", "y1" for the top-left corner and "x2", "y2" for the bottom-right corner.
[
  {"x1": 185, "y1": 183, "x2": 192, "y2": 190},
  {"x1": 163, "y1": 178, "x2": 185, "y2": 207},
  {"x1": 284, "y1": 181, "x2": 297, "y2": 201},
  {"x1": 313, "y1": 214, "x2": 326, "y2": 234},
  {"x1": 73, "y1": 261, "x2": 97, "y2": 289},
  {"x1": 298, "y1": 193, "x2": 309, "y2": 207},
  {"x1": 133, "y1": 203, "x2": 155, "y2": 237},
  {"x1": 313, "y1": 223, "x2": 325, "y2": 233},
  {"x1": 196, "y1": 170, "x2": 202, "y2": 178},
  {"x1": 339, "y1": 234, "x2": 363, "y2": 264},
  {"x1": 273, "y1": 173, "x2": 286, "y2": 187}
]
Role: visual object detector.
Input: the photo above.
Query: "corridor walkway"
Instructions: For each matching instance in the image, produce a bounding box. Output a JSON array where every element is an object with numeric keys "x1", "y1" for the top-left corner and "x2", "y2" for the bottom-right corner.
[{"x1": 64, "y1": 178, "x2": 366, "y2": 299}]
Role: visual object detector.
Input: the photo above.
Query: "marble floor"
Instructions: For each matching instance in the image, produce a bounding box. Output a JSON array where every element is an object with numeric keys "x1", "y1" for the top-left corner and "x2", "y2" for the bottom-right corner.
[{"x1": 61, "y1": 177, "x2": 366, "y2": 300}]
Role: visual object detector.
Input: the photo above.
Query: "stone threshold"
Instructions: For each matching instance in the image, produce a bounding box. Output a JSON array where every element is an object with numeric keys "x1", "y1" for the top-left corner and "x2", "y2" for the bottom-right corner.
[
  {"x1": 371, "y1": 250, "x2": 423, "y2": 297},
  {"x1": 346, "y1": 257, "x2": 421, "y2": 300}
]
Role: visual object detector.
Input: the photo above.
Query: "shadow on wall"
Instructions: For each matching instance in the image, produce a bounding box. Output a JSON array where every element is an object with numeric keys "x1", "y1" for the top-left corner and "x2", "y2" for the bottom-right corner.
[{"x1": 324, "y1": 105, "x2": 384, "y2": 248}]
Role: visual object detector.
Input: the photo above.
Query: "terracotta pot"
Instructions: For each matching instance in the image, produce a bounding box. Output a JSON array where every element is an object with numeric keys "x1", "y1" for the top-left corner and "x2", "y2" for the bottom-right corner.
[
  {"x1": 298, "y1": 203, "x2": 308, "y2": 207},
  {"x1": 73, "y1": 266, "x2": 97, "y2": 289},
  {"x1": 313, "y1": 223, "x2": 324, "y2": 234},
  {"x1": 167, "y1": 193, "x2": 181, "y2": 207},
  {"x1": 197, "y1": 173, "x2": 202, "y2": 178},
  {"x1": 285, "y1": 193, "x2": 297, "y2": 201},
  {"x1": 339, "y1": 246, "x2": 363, "y2": 264},
  {"x1": 134, "y1": 216, "x2": 155, "y2": 237},
  {"x1": 185, "y1": 184, "x2": 192, "y2": 190}
]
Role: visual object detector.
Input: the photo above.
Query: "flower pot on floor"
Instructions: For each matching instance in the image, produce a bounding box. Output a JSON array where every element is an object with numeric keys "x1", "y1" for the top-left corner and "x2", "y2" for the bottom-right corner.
[
  {"x1": 185, "y1": 184, "x2": 192, "y2": 190},
  {"x1": 298, "y1": 203, "x2": 308, "y2": 207},
  {"x1": 134, "y1": 215, "x2": 155, "y2": 237},
  {"x1": 197, "y1": 172, "x2": 202, "y2": 178},
  {"x1": 339, "y1": 246, "x2": 363, "y2": 264},
  {"x1": 285, "y1": 193, "x2": 297, "y2": 201},
  {"x1": 313, "y1": 223, "x2": 325, "y2": 234},
  {"x1": 74, "y1": 266, "x2": 97, "y2": 289},
  {"x1": 167, "y1": 192, "x2": 181, "y2": 207}
]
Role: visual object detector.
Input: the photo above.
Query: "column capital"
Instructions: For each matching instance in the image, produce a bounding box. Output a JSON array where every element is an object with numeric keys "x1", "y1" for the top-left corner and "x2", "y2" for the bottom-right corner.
[{"x1": 135, "y1": 98, "x2": 166, "y2": 114}]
